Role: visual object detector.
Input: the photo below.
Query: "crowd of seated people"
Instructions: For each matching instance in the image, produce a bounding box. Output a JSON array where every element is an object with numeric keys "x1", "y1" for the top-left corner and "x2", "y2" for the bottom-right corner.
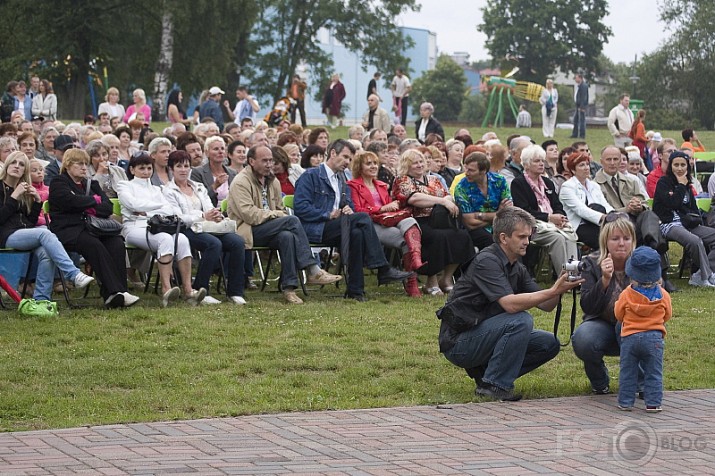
[{"x1": 2, "y1": 78, "x2": 712, "y2": 317}]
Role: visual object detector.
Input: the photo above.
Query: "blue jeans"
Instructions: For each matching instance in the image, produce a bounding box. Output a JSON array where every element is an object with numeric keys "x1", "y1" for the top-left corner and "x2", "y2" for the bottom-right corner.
[
  {"x1": 183, "y1": 230, "x2": 246, "y2": 298},
  {"x1": 571, "y1": 109, "x2": 586, "y2": 138},
  {"x1": 443, "y1": 311, "x2": 560, "y2": 391},
  {"x1": 5, "y1": 228, "x2": 80, "y2": 301},
  {"x1": 619, "y1": 330, "x2": 664, "y2": 407}
]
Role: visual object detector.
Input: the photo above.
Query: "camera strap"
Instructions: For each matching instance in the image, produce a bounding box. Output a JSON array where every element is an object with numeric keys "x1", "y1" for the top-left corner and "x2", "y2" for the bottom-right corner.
[{"x1": 553, "y1": 287, "x2": 578, "y2": 347}]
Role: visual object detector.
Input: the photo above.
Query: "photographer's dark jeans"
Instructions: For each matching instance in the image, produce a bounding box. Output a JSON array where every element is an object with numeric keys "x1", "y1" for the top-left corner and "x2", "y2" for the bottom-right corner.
[{"x1": 443, "y1": 311, "x2": 560, "y2": 391}]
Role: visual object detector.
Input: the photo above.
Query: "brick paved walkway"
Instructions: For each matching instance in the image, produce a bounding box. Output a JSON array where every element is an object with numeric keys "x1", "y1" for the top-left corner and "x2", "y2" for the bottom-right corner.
[{"x1": 0, "y1": 389, "x2": 713, "y2": 475}]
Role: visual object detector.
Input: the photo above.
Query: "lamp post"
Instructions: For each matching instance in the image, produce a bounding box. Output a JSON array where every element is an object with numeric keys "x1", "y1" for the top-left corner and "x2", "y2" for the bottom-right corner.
[{"x1": 629, "y1": 54, "x2": 639, "y2": 98}]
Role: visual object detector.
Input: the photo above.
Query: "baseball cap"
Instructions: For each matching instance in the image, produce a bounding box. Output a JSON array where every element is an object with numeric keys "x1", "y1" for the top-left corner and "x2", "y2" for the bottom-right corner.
[
  {"x1": 54, "y1": 134, "x2": 78, "y2": 152},
  {"x1": 209, "y1": 86, "x2": 225, "y2": 95}
]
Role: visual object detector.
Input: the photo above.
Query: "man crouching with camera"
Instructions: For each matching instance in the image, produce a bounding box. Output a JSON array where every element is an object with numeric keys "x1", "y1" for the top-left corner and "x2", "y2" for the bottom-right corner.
[{"x1": 437, "y1": 207, "x2": 584, "y2": 401}]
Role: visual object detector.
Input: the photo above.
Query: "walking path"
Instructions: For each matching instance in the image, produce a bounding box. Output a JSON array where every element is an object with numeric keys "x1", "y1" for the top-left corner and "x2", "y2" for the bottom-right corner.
[{"x1": 1, "y1": 389, "x2": 713, "y2": 475}]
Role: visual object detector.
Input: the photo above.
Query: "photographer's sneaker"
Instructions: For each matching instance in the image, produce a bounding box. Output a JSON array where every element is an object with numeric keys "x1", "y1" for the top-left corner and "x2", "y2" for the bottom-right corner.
[
  {"x1": 592, "y1": 386, "x2": 610, "y2": 395},
  {"x1": 475, "y1": 383, "x2": 522, "y2": 402},
  {"x1": 73, "y1": 272, "x2": 95, "y2": 289}
]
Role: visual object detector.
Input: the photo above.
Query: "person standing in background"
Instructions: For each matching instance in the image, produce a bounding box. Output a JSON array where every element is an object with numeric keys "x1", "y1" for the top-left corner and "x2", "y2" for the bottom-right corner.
[
  {"x1": 607, "y1": 94, "x2": 634, "y2": 148},
  {"x1": 540, "y1": 78, "x2": 558, "y2": 138},
  {"x1": 289, "y1": 75, "x2": 307, "y2": 126},
  {"x1": 570, "y1": 74, "x2": 588, "y2": 139},
  {"x1": 367, "y1": 72, "x2": 381, "y2": 100},
  {"x1": 322, "y1": 73, "x2": 345, "y2": 129},
  {"x1": 390, "y1": 68, "x2": 411, "y2": 126}
]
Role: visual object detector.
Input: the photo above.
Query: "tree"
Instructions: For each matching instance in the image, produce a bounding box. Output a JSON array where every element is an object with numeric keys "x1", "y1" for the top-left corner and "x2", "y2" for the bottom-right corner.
[
  {"x1": 654, "y1": 0, "x2": 715, "y2": 129},
  {"x1": 478, "y1": 0, "x2": 611, "y2": 83},
  {"x1": 244, "y1": 0, "x2": 419, "y2": 105},
  {"x1": 410, "y1": 55, "x2": 466, "y2": 121}
]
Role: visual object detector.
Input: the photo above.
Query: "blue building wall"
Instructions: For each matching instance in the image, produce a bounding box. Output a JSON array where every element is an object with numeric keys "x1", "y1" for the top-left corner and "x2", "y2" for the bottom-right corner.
[{"x1": 258, "y1": 26, "x2": 437, "y2": 127}]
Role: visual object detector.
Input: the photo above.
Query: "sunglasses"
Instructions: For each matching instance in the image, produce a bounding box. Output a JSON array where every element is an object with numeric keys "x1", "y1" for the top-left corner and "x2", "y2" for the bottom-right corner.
[{"x1": 604, "y1": 212, "x2": 630, "y2": 223}]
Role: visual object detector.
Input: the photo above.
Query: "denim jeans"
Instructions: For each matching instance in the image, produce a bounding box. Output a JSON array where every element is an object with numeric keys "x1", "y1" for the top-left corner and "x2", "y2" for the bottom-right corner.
[
  {"x1": 571, "y1": 109, "x2": 586, "y2": 138},
  {"x1": 619, "y1": 330, "x2": 664, "y2": 408},
  {"x1": 443, "y1": 311, "x2": 560, "y2": 391},
  {"x1": 5, "y1": 228, "x2": 80, "y2": 301},
  {"x1": 183, "y1": 229, "x2": 245, "y2": 298}
]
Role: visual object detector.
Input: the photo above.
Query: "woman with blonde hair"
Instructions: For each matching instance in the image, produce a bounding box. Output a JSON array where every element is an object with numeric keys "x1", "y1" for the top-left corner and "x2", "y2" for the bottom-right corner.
[
  {"x1": 98, "y1": 87, "x2": 126, "y2": 122},
  {"x1": 123, "y1": 88, "x2": 151, "y2": 124},
  {"x1": 392, "y1": 149, "x2": 474, "y2": 295},
  {"x1": 0, "y1": 151, "x2": 94, "y2": 306},
  {"x1": 49, "y1": 149, "x2": 138, "y2": 308}
]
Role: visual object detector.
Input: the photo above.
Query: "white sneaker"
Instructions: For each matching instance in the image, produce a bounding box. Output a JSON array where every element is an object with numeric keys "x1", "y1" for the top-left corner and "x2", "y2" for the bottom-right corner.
[
  {"x1": 185, "y1": 288, "x2": 207, "y2": 306},
  {"x1": 121, "y1": 292, "x2": 140, "y2": 307},
  {"x1": 709, "y1": 273, "x2": 715, "y2": 286},
  {"x1": 688, "y1": 271, "x2": 715, "y2": 287},
  {"x1": 201, "y1": 295, "x2": 222, "y2": 305},
  {"x1": 73, "y1": 272, "x2": 95, "y2": 289},
  {"x1": 229, "y1": 295, "x2": 247, "y2": 305}
]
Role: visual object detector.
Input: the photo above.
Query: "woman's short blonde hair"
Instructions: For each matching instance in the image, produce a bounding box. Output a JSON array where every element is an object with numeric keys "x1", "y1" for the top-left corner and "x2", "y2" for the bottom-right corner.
[
  {"x1": 397, "y1": 149, "x2": 425, "y2": 176},
  {"x1": 60, "y1": 148, "x2": 91, "y2": 174},
  {"x1": 133, "y1": 88, "x2": 146, "y2": 103}
]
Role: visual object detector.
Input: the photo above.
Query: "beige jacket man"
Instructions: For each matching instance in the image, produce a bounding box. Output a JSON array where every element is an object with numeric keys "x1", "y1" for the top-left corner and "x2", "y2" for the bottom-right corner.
[{"x1": 361, "y1": 94, "x2": 392, "y2": 132}]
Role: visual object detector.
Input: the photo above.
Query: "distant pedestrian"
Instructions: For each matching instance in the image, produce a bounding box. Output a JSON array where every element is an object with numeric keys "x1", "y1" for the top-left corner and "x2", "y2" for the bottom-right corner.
[
  {"x1": 322, "y1": 73, "x2": 345, "y2": 129},
  {"x1": 289, "y1": 75, "x2": 307, "y2": 126},
  {"x1": 390, "y1": 68, "x2": 411, "y2": 126},
  {"x1": 367, "y1": 72, "x2": 381, "y2": 100},
  {"x1": 570, "y1": 74, "x2": 588, "y2": 139},
  {"x1": 516, "y1": 105, "x2": 531, "y2": 128},
  {"x1": 540, "y1": 78, "x2": 558, "y2": 138}
]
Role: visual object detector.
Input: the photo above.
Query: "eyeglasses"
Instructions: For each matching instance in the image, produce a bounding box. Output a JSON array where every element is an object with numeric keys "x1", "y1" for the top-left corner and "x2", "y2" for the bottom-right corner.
[{"x1": 604, "y1": 212, "x2": 630, "y2": 223}]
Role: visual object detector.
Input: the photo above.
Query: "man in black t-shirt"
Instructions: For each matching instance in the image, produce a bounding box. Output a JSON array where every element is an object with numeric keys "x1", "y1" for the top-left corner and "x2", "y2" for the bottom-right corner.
[
  {"x1": 367, "y1": 72, "x2": 381, "y2": 100},
  {"x1": 437, "y1": 207, "x2": 582, "y2": 401}
]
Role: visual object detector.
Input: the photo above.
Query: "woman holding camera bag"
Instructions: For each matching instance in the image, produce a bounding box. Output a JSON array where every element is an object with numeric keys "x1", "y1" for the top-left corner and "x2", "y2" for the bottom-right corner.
[
  {"x1": 392, "y1": 149, "x2": 474, "y2": 296},
  {"x1": 48, "y1": 149, "x2": 139, "y2": 308},
  {"x1": 653, "y1": 151, "x2": 715, "y2": 288},
  {"x1": 164, "y1": 151, "x2": 247, "y2": 305},
  {"x1": 116, "y1": 152, "x2": 206, "y2": 307}
]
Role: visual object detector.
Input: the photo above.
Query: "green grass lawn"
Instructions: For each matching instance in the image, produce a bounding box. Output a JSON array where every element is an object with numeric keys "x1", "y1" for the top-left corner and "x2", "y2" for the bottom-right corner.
[
  {"x1": 1, "y1": 122, "x2": 712, "y2": 432},
  {"x1": 1, "y1": 254, "x2": 714, "y2": 432}
]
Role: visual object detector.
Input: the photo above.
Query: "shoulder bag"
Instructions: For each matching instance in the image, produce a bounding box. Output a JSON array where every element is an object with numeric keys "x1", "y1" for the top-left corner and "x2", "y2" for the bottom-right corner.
[{"x1": 83, "y1": 179, "x2": 122, "y2": 236}]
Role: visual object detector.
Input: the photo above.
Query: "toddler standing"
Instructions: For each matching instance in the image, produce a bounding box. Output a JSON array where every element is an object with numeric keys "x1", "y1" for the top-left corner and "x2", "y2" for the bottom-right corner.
[{"x1": 615, "y1": 246, "x2": 672, "y2": 412}]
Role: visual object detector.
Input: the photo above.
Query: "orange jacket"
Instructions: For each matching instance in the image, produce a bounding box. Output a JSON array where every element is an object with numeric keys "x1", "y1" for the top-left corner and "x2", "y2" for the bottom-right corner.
[{"x1": 615, "y1": 285, "x2": 672, "y2": 337}]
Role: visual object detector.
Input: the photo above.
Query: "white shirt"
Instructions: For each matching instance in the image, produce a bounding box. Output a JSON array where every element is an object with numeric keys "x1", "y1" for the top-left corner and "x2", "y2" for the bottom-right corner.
[
  {"x1": 418, "y1": 118, "x2": 428, "y2": 141},
  {"x1": 322, "y1": 163, "x2": 341, "y2": 210},
  {"x1": 391, "y1": 75, "x2": 411, "y2": 98}
]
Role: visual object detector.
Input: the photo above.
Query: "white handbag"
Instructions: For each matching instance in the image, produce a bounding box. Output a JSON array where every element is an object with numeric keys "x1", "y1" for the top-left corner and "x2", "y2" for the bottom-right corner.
[{"x1": 190, "y1": 219, "x2": 237, "y2": 235}]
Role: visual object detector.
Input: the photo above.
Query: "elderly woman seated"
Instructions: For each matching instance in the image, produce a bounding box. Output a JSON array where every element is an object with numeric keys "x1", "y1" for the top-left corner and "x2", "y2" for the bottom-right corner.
[{"x1": 510, "y1": 144, "x2": 579, "y2": 276}]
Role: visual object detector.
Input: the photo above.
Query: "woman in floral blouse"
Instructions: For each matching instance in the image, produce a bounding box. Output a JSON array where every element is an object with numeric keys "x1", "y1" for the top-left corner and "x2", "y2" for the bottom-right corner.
[{"x1": 392, "y1": 149, "x2": 474, "y2": 295}]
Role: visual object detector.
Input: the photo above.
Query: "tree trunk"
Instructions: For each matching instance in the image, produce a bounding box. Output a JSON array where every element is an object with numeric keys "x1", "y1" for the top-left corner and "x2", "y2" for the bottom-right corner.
[{"x1": 152, "y1": 8, "x2": 174, "y2": 122}]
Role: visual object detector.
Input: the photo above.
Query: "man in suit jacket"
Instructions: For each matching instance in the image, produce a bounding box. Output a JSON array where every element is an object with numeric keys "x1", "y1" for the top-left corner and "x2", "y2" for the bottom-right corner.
[
  {"x1": 293, "y1": 139, "x2": 411, "y2": 301},
  {"x1": 570, "y1": 74, "x2": 588, "y2": 139},
  {"x1": 595, "y1": 145, "x2": 674, "y2": 291}
]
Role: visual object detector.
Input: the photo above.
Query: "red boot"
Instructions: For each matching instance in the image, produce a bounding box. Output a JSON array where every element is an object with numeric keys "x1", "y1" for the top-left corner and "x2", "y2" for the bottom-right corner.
[
  {"x1": 402, "y1": 255, "x2": 421, "y2": 297},
  {"x1": 403, "y1": 225, "x2": 426, "y2": 270}
]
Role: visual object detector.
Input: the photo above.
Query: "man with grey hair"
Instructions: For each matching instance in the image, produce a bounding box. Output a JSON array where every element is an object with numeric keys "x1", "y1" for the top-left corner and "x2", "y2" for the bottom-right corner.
[
  {"x1": 361, "y1": 94, "x2": 391, "y2": 133},
  {"x1": 415, "y1": 102, "x2": 444, "y2": 143},
  {"x1": 437, "y1": 206, "x2": 582, "y2": 401},
  {"x1": 501, "y1": 136, "x2": 530, "y2": 185},
  {"x1": 148, "y1": 137, "x2": 173, "y2": 186}
]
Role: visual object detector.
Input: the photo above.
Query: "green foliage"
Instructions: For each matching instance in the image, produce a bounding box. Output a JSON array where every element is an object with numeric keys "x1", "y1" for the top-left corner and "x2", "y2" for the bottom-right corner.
[
  {"x1": 458, "y1": 94, "x2": 487, "y2": 123},
  {"x1": 478, "y1": 0, "x2": 611, "y2": 82},
  {"x1": 244, "y1": 0, "x2": 419, "y2": 105},
  {"x1": 410, "y1": 55, "x2": 467, "y2": 121}
]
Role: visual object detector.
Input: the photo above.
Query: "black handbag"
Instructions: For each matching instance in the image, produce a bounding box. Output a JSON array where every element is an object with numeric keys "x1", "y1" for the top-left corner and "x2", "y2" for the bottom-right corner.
[
  {"x1": 147, "y1": 215, "x2": 186, "y2": 235},
  {"x1": 85, "y1": 214, "x2": 122, "y2": 236},
  {"x1": 83, "y1": 178, "x2": 121, "y2": 236},
  {"x1": 680, "y1": 211, "x2": 704, "y2": 230},
  {"x1": 429, "y1": 204, "x2": 458, "y2": 229}
]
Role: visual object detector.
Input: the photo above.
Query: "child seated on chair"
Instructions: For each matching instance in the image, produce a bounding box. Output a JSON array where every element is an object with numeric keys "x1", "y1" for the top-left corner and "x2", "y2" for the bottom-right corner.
[
  {"x1": 615, "y1": 246, "x2": 672, "y2": 413},
  {"x1": 30, "y1": 159, "x2": 49, "y2": 227}
]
